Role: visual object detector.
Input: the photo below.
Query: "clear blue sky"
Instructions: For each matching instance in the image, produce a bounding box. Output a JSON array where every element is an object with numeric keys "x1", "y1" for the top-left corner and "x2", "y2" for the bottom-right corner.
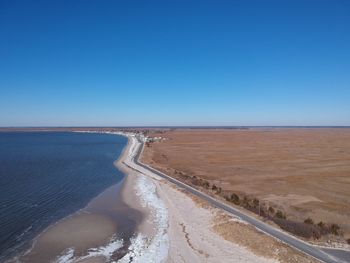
[{"x1": 1, "y1": 0, "x2": 349, "y2": 126}]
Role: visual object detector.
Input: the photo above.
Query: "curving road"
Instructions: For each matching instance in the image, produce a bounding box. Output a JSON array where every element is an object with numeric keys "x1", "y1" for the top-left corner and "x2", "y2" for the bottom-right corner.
[{"x1": 131, "y1": 137, "x2": 350, "y2": 263}]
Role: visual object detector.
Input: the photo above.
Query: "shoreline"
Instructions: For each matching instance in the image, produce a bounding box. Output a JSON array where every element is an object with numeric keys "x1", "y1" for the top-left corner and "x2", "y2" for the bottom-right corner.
[
  {"x1": 118, "y1": 133, "x2": 291, "y2": 262},
  {"x1": 113, "y1": 133, "x2": 169, "y2": 262},
  {"x1": 7, "y1": 130, "x2": 321, "y2": 262},
  {"x1": 10, "y1": 132, "x2": 146, "y2": 262}
]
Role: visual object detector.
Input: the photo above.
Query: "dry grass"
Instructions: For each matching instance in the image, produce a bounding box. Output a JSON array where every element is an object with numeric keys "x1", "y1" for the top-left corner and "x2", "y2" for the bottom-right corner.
[
  {"x1": 213, "y1": 211, "x2": 318, "y2": 263},
  {"x1": 141, "y1": 128, "x2": 350, "y2": 242},
  {"x1": 165, "y1": 178, "x2": 317, "y2": 262}
]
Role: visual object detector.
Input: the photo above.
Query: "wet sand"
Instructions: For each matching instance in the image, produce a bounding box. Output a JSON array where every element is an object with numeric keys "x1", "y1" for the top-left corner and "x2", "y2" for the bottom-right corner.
[
  {"x1": 6, "y1": 131, "x2": 279, "y2": 263},
  {"x1": 114, "y1": 136, "x2": 157, "y2": 239},
  {"x1": 123, "y1": 133, "x2": 313, "y2": 262},
  {"x1": 15, "y1": 135, "x2": 144, "y2": 263},
  {"x1": 12, "y1": 131, "x2": 320, "y2": 263}
]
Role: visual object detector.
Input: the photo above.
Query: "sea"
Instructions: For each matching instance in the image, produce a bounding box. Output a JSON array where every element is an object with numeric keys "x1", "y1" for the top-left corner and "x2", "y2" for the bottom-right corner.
[{"x1": 0, "y1": 131, "x2": 127, "y2": 261}]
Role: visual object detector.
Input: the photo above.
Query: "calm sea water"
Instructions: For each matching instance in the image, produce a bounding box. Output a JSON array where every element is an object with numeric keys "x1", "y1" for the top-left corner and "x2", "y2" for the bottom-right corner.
[{"x1": 0, "y1": 132, "x2": 127, "y2": 261}]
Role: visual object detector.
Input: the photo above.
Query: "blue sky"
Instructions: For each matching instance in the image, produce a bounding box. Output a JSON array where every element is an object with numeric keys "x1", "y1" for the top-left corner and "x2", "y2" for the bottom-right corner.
[{"x1": 1, "y1": 0, "x2": 349, "y2": 126}]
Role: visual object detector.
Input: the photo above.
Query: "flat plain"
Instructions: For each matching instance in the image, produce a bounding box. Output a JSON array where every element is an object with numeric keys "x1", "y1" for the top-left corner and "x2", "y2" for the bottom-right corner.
[{"x1": 142, "y1": 128, "x2": 350, "y2": 242}]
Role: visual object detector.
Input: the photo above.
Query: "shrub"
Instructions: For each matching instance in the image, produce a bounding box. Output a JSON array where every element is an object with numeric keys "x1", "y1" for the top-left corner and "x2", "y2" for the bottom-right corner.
[
  {"x1": 242, "y1": 196, "x2": 250, "y2": 207},
  {"x1": 268, "y1": 206, "x2": 275, "y2": 215},
  {"x1": 273, "y1": 218, "x2": 321, "y2": 239},
  {"x1": 275, "y1": 210, "x2": 286, "y2": 219},
  {"x1": 217, "y1": 187, "x2": 222, "y2": 194},
  {"x1": 253, "y1": 198, "x2": 259, "y2": 208},
  {"x1": 230, "y1": 193, "x2": 240, "y2": 205},
  {"x1": 330, "y1": 224, "x2": 340, "y2": 235},
  {"x1": 304, "y1": 218, "x2": 314, "y2": 225},
  {"x1": 212, "y1": 184, "x2": 217, "y2": 191},
  {"x1": 183, "y1": 174, "x2": 190, "y2": 179},
  {"x1": 259, "y1": 207, "x2": 267, "y2": 217},
  {"x1": 190, "y1": 177, "x2": 201, "y2": 186},
  {"x1": 347, "y1": 239, "x2": 350, "y2": 245},
  {"x1": 316, "y1": 222, "x2": 342, "y2": 236},
  {"x1": 317, "y1": 221, "x2": 325, "y2": 228}
]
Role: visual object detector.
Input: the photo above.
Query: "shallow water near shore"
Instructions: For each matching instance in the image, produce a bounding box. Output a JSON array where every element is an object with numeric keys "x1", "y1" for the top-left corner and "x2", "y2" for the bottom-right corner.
[
  {"x1": 0, "y1": 132, "x2": 132, "y2": 261},
  {"x1": 20, "y1": 179, "x2": 143, "y2": 262}
]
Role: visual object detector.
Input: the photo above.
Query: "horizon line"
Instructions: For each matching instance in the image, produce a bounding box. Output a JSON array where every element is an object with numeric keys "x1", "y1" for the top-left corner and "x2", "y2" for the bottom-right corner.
[{"x1": 1, "y1": 125, "x2": 350, "y2": 129}]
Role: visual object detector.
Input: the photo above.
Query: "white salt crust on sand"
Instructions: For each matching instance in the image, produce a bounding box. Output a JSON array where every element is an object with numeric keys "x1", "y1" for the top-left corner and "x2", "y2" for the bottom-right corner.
[
  {"x1": 118, "y1": 175, "x2": 169, "y2": 263},
  {"x1": 53, "y1": 155, "x2": 169, "y2": 263},
  {"x1": 57, "y1": 131, "x2": 280, "y2": 263},
  {"x1": 53, "y1": 175, "x2": 168, "y2": 263},
  {"x1": 54, "y1": 236, "x2": 123, "y2": 263}
]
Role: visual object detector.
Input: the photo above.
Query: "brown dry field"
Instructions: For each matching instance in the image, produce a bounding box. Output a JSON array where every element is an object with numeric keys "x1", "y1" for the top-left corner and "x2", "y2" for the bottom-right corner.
[{"x1": 142, "y1": 128, "x2": 350, "y2": 240}]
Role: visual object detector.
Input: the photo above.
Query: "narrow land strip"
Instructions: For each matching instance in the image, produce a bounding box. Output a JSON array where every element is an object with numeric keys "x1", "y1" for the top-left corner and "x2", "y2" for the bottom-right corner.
[{"x1": 130, "y1": 133, "x2": 350, "y2": 263}]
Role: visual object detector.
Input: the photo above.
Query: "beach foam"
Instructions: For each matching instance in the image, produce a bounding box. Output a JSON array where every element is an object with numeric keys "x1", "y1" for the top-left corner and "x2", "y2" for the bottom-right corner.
[
  {"x1": 54, "y1": 248, "x2": 75, "y2": 263},
  {"x1": 53, "y1": 236, "x2": 124, "y2": 263},
  {"x1": 65, "y1": 132, "x2": 170, "y2": 262},
  {"x1": 53, "y1": 167, "x2": 169, "y2": 263},
  {"x1": 119, "y1": 175, "x2": 169, "y2": 263}
]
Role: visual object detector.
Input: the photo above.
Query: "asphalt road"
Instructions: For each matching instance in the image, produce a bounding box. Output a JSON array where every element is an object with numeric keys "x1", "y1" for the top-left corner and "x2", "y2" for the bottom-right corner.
[{"x1": 132, "y1": 138, "x2": 350, "y2": 263}]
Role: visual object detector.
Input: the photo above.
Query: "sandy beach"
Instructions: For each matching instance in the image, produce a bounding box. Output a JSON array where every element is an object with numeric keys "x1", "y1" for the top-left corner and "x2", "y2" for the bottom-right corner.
[
  {"x1": 116, "y1": 133, "x2": 317, "y2": 263},
  {"x1": 14, "y1": 133, "x2": 142, "y2": 263},
  {"x1": 12, "y1": 132, "x2": 168, "y2": 263},
  {"x1": 12, "y1": 131, "x2": 319, "y2": 262}
]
